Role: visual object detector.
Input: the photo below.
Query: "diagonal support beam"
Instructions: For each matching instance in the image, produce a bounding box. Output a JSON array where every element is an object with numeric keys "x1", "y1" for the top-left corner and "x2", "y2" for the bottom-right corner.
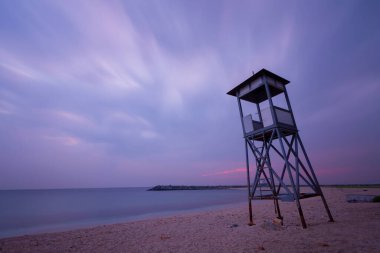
[
  {"x1": 296, "y1": 134, "x2": 334, "y2": 222},
  {"x1": 271, "y1": 138, "x2": 318, "y2": 192},
  {"x1": 276, "y1": 129, "x2": 307, "y2": 228}
]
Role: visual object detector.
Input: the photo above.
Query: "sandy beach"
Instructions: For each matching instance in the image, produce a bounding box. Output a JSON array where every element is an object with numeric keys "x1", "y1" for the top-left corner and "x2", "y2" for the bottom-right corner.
[{"x1": 1, "y1": 187, "x2": 379, "y2": 253}]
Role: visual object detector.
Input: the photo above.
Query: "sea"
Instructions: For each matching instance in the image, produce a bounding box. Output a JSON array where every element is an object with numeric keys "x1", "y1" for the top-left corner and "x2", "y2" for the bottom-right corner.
[{"x1": 0, "y1": 187, "x2": 247, "y2": 238}]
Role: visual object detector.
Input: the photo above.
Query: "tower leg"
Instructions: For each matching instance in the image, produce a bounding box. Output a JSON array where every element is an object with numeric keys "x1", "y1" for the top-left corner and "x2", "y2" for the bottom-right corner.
[
  {"x1": 274, "y1": 198, "x2": 283, "y2": 220},
  {"x1": 320, "y1": 193, "x2": 334, "y2": 222},
  {"x1": 297, "y1": 134, "x2": 334, "y2": 222},
  {"x1": 248, "y1": 198, "x2": 254, "y2": 226},
  {"x1": 297, "y1": 202, "x2": 307, "y2": 229},
  {"x1": 245, "y1": 140, "x2": 255, "y2": 226}
]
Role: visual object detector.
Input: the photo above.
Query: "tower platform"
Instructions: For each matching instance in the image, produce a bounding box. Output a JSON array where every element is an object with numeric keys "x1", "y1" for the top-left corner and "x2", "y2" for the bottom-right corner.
[{"x1": 245, "y1": 124, "x2": 297, "y2": 141}]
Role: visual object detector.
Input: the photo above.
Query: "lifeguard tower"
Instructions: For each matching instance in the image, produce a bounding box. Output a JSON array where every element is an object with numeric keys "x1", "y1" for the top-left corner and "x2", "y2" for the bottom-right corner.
[{"x1": 227, "y1": 69, "x2": 334, "y2": 228}]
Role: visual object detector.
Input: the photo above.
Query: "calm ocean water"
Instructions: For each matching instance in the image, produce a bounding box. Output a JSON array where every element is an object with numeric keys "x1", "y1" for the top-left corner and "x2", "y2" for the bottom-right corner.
[{"x1": 0, "y1": 187, "x2": 247, "y2": 238}]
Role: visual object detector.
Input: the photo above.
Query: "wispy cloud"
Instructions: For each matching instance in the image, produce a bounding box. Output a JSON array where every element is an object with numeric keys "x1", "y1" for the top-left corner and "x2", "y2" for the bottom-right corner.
[
  {"x1": 0, "y1": 100, "x2": 15, "y2": 115},
  {"x1": 43, "y1": 134, "x2": 81, "y2": 146},
  {"x1": 53, "y1": 111, "x2": 93, "y2": 126},
  {"x1": 0, "y1": 0, "x2": 379, "y2": 188}
]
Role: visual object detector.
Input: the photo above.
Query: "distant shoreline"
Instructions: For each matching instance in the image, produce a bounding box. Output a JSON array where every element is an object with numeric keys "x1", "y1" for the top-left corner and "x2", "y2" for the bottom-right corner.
[
  {"x1": 1, "y1": 184, "x2": 379, "y2": 191},
  {"x1": 321, "y1": 184, "x2": 380, "y2": 188},
  {"x1": 148, "y1": 184, "x2": 380, "y2": 191},
  {"x1": 147, "y1": 185, "x2": 247, "y2": 191}
]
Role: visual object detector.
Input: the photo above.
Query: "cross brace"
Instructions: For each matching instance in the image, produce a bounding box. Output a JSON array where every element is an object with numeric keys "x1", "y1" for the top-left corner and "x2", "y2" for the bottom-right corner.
[{"x1": 244, "y1": 128, "x2": 334, "y2": 228}]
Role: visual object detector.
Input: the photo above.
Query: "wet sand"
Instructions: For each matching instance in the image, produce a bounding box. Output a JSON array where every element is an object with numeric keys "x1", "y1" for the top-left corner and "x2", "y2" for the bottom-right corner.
[{"x1": 1, "y1": 187, "x2": 380, "y2": 253}]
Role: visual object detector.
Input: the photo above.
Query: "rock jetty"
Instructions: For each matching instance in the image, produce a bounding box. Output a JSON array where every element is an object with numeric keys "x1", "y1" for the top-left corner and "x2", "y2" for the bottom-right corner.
[{"x1": 147, "y1": 185, "x2": 246, "y2": 191}]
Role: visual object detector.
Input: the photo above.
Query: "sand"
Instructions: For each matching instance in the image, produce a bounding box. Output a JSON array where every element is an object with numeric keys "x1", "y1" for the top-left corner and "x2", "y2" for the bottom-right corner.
[{"x1": 1, "y1": 187, "x2": 380, "y2": 253}]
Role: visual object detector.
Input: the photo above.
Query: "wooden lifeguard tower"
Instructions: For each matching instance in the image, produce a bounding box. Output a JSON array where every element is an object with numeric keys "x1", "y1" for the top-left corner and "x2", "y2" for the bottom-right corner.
[{"x1": 227, "y1": 69, "x2": 334, "y2": 228}]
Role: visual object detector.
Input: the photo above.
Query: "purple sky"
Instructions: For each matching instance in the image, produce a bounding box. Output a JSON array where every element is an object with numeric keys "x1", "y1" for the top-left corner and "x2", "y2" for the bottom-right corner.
[{"x1": 0, "y1": 0, "x2": 379, "y2": 189}]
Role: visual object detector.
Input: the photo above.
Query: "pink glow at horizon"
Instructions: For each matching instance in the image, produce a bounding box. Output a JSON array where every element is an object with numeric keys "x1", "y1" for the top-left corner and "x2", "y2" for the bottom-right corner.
[
  {"x1": 202, "y1": 168, "x2": 246, "y2": 177},
  {"x1": 0, "y1": 0, "x2": 379, "y2": 189}
]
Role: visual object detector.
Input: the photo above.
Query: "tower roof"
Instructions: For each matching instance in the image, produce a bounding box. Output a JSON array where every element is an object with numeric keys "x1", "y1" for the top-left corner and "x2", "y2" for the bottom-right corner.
[{"x1": 227, "y1": 68, "x2": 290, "y2": 103}]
